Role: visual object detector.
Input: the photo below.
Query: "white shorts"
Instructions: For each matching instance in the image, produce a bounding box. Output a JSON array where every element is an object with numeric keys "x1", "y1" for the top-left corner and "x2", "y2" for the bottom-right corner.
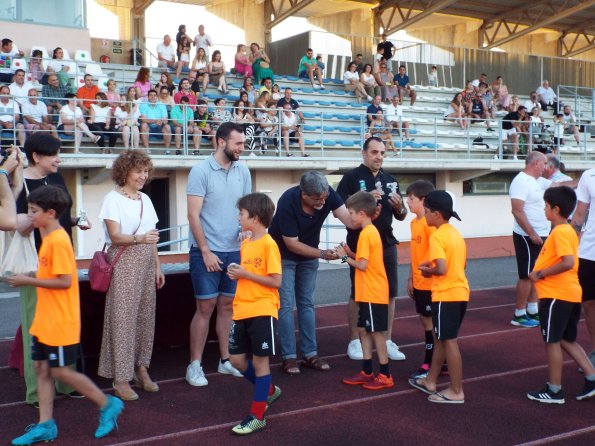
[
  {"x1": 180, "y1": 53, "x2": 190, "y2": 63},
  {"x1": 502, "y1": 128, "x2": 517, "y2": 140}
]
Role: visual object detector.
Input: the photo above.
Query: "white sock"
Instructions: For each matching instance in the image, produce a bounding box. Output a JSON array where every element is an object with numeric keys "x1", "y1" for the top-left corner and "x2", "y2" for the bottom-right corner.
[
  {"x1": 527, "y1": 302, "x2": 538, "y2": 315},
  {"x1": 515, "y1": 309, "x2": 527, "y2": 317}
]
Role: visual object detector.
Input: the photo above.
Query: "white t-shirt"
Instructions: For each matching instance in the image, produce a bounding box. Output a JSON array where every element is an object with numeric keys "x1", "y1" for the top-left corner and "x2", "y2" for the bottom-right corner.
[
  {"x1": 99, "y1": 190, "x2": 159, "y2": 243},
  {"x1": 282, "y1": 112, "x2": 297, "y2": 128},
  {"x1": 0, "y1": 99, "x2": 20, "y2": 122},
  {"x1": 576, "y1": 168, "x2": 595, "y2": 260},
  {"x1": 523, "y1": 100, "x2": 540, "y2": 112},
  {"x1": 509, "y1": 171, "x2": 552, "y2": 237},
  {"x1": 536, "y1": 86, "x2": 556, "y2": 103},
  {"x1": 385, "y1": 103, "x2": 403, "y2": 122},
  {"x1": 22, "y1": 100, "x2": 48, "y2": 122},
  {"x1": 91, "y1": 104, "x2": 110, "y2": 124},
  {"x1": 58, "y1": 105, "x2": 84, "y2": 126},
  {"x1": 0, "y1": 49, "x2": 19, "y2": 74},
  {"x1": 194, "y1": 34, "x2": 212, "y2": 53},
  {"x1": 554, "y1": 121, "x2": 564, "y2": 139},
  {"x1": 156, "y1": 43, "x2": 175, "y2": 62},
  {"x1": 47, "y1": 59, "x2": 66, "y2": 73},
  {"x1": 344, "y1": 71, "x2": 358, "y2": 85},
  {"x1": 9, "y1": 81, "x2": 35, "y2": 106}
]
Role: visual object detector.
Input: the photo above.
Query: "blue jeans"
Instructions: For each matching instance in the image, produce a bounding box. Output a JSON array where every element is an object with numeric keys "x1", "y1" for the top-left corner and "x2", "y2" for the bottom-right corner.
[{"x1": 278, "y1": 258, "x2": 319, "y2": 359}]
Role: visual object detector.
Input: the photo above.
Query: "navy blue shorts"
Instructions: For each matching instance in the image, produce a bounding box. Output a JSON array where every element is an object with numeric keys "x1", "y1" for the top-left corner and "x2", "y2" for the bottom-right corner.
[{"x1": 189, "y1": 247, "x2": 240, "y2": 299}]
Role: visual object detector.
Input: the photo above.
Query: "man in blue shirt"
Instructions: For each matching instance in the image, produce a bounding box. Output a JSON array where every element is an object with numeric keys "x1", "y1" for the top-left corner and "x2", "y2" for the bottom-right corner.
[
  {"x1": 394, "y1": 65, "x2": 416, "y2": 106},
  {"x1": 366, "y1": 95, "x2": 383, "y2": 127},
  {"x1": 140, "y1": 89, "x2": 172, "y2": 152}
]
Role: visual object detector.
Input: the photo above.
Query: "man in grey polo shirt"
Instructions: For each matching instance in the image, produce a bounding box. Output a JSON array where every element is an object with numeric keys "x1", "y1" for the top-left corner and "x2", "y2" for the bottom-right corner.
[{"x1": 186, "y1": 122, "x2": 251, "y2": 386}]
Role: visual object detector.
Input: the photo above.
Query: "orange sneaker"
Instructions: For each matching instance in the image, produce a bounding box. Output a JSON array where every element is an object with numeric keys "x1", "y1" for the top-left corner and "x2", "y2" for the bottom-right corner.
[
  {"x1": 342, "y1": 371, "x2": 375, "y2": 386},
  {"x1": 362, "y1": 373, "x2": 394, "y2": 390}
]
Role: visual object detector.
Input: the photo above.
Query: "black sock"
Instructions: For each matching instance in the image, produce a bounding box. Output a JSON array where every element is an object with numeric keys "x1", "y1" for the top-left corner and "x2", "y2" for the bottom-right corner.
[
  {"x1": 362, "y1": 359, "x2": 373, "y2": 375},
  {"x1": 424, "y1": 330, "x2": 434, "y2": 365},
  {"x1": 379, "y1": 362, "x2": 390, "y2": 377},
  {"x1": 221, "y1": 358, "x2": 229, "y2": 364}
]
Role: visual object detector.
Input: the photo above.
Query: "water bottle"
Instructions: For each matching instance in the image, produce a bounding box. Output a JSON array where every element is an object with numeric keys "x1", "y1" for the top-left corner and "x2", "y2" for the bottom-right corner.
[{"x1": 359, "y1": 180, "x2": 367, "y2": 191}]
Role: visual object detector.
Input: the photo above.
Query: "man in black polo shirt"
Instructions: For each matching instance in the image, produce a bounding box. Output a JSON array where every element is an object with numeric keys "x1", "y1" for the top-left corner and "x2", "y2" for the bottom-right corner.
[
  {"x1": 337, "y1": 136, "x2": 408, "y2": 361},
  {"x1": 269, "y1": 171, "x2": 352, "y2": 375},
  {"x1": 277, "y1": 88, "x2": 304, "y2": 122},
  {"x1": 378, "y1": 34, "x2": 395, "y2": 61},
  {"x1": 366, "y1": 95, "x2": 383, "y2": 126}
]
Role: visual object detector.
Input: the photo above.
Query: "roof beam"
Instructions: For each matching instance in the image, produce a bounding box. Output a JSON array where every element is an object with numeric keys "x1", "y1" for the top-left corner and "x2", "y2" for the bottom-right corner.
[
  {"x1": 482, "y1": 0, "x2": 595, "y2": 50},
  {"x1": 374, "y1": 0, "x2": 459, "y2": 36},
  {"x1": 133, "y1": 0, "x2": 153, "y2": 16},
  {"x1": 265, "y1": 0, "x2": 316, "y2": 28},
  {"x1": 559, "y1": 30, "x2": 595, "y2": 57},
  {"x1": 482, "y1": 0, "x2": 551, "y2": 26}
]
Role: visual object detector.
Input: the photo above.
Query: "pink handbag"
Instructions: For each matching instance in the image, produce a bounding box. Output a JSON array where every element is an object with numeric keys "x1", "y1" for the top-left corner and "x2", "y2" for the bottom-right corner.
[{"x1": 88, "y1": 197, "x2": 144, "y2": 293}]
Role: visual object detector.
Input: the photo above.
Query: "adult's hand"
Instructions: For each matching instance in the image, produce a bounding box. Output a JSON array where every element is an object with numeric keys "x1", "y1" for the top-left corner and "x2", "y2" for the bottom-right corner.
[
  {"x1": 202, "y1": 249, "x2": 223, "y2": 272},
  {"x1": 155, "y1": 268, "x2": 165, "y2": 289},
  {"x1": 143, "y1": 229, "x2": 160, "y2": 244},
  {"x1": 529, "y1": 233, "x2": 543, "y2": 246}
]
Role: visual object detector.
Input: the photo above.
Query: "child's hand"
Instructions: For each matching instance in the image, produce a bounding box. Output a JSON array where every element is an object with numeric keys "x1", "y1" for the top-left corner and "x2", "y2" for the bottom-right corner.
[
  {"x1": 4, "y1": 274, "x2": 33, "y2": 287},
  {"x1": 528, "y1": 271, "x2": 539, "y2": 283},
  {"x1": 419, "y1": 261, "x2": 433, "y2": 278},
  {"x1": 407, "y1": 276, "x2": 414, "y2": 298},
  {"x1": 341, "y1": 242, "x2": 355, "y2": 258},
  {"x1": 335, "y1": 244, "x2": 346, "y2": 257},
  {"x1": 226, "y1": 263, "x2": 244, "y2": 280}
]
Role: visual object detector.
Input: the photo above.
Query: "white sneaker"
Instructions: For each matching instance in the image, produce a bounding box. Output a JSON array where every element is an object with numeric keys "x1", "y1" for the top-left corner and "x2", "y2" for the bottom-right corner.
[
  {"x1": 218, "y1": 359, "x2": 243, "y2": 377},
  {"x1": 186, "y1": 360, "x2": 208, "y2": 386},
  {"x1": 313, "y1": 84, "x2": 320, "y2": 90},
  {"x1": 367, "y1": 96, "x2": 373, "y2": 101},
  {"x1": 513, "y1": 155, "x2": 519, "y2": 160},
  {"x1": 387, "y1": 340, "x2": 406, "y2": 361},
  {"x1": 347, "y1": 339, "x2": 364, "y2": 360},
  {"x1": 320, "y1": 84, "x2": 325, "y2": 90}
]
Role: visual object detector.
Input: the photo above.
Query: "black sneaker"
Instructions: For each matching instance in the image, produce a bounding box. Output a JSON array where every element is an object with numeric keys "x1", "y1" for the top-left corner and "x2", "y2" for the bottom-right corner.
[
  {"x1": 527, "y1": 384, "x2": 565, "y2": 404},
  {"x1": 527, "y1": 312, "x2": 540, "y2": 322},
  {"x1": 576, "y1": 378, "x2": 595, "y2": 401}
]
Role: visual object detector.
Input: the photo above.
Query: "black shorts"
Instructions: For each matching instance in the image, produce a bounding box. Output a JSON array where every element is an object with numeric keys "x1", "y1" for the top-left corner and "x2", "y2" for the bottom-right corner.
[
  {"x1": 413, "y1": 288, "x2": 432, "y2": 317},
  {"x1": 357, "y1": 302, "x2": 388, "y2": 333},
  {"x1": 31, "y1": 337, "x2": 79, "y2": 368},
  {"x1": 578, "y1": 258, "x2": 595, "y2": 302},
  {"x1": 432, "y1": 301, "x2": 467, "y2": 340},
  {"x1": 228, "y1": 316, "x2": 277, "y2": 357},
  {"x1": 538, "y1": 299, "x2": 581, "y2": 343},
  {"x1": 349, "y1": 244, "x2": 398, "y2": 300},
  {"x1": 513, "y1": 232, "x2": 546, "y2": 279}
]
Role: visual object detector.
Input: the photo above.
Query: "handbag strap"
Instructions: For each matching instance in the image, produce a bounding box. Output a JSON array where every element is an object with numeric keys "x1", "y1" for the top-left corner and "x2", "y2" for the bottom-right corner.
[{"x1": 109, "y1": 195, "x2": 145, "y2": 267}]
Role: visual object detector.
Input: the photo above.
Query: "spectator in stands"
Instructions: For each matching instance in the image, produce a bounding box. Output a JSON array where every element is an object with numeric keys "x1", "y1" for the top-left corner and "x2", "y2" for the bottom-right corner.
[
  {"x1": 250, "y1": 43, "x2": 274, "y2": 85},
  {"x1": 562, "y1": 105, "x2": 581, "y2": 146},
  {"x1": 298, "y1": 48, "x2": 325, "y2": 90},
  {"x1": 0, "y1": 84, "x2": 25, "y2": 146},
  {"x1": 240, "y1": 77, "x2": 256, "y2": 104},
  {"x1": 9, "y1": 69, "x2": 34, "y2": 106},
  {"x1": 523, "y1": 91, "x2": 541, "y2": 113},
  {"x1": 233, "y1": 100, "x2": 257, "y2": 154},
  {"x1": 492, "y1": 75, "x2": 511, "y2": 110},
  {"x1": 208, "y1": 50, "x2": 229, "y2": 95},
  {"x1": 28, "y1": 49, "x2": 44, "y2": 84},
  {"x1": 428, "y1": 65, "x2": 438, "y2": 87},
  {"x1": 378, "y1": 61, "x2": 397, "y2": 103},
  {"x1": 361, "y1": 63, "x2": 381, "y2": 99},
  {"x1": 366, "y1": 95, "x2": 383, "y2": 127},
  {"x1": 444, "y1": 92, "x2": 468, "y2": 129},
  {"x1": 467, "y1": 93, "x2": 494, "y2": 131},
  {"x1": 471, "y1": 73, "x2": 488, "y2": 88},
  {"x1": 187, "y1": 71, "x2": 201, "y2": 96},
  {"x1": 89, "y1": 92, "x2": 116, "y2": 152},
  {"x1": 378, "y1": 34, "x2": 395, "y2": 60},
  {"x1": 175, "y1": 35, "x2": 192, "y2": 81},
  {"x1": 460, "y1": 81, "x2": 477, "y2": 110},
  {"x1": 174, "y1": 78, "x2": 198, "y2": 106},
  {"x1": 239, "y1": 91, "x2": 254, "y2": 116},
  {"x1": 133, "y1": 67, "x2": 152, "y2": 100},
  {"x1": 259, "y1": 77, "x2": 273, "y2": 95},
  {"x1": 271, "y1": 83, "x2": 281, "y2": 100},
  {"x1": 0, "y1": 38, "x2": 24, "y2": 83},
  {"x1": 478, "y1": 81, "x2": 495, "y2": 116},
  {"x1": 394, "y1": 65, "x2": 416, "y2": 106},
  {"x1": 76, "y1": 74, "x2": 99, "y2": 115},
  {"x1": 254, "y1": 91, "x2": 271, "y2": 121},
  {"x1": 113, "y1": 99, "x2": 140, "y2": 149},
  {"x1": 58, "y1": 93, "x2": 100, "y2": 152},
  {"x1": 105, "y1": 79, "x2": 121, "y2": 109},
  {"x1": 352, "y1": 53, "x2": 364, "y2": 74},
  {"x1": 277, "y1": 88, "x2": 305, "y2": 122},
  {"x1": 281, "y1": 103, "x2": 306, "y2": 157},
  {"x1": 386, "y1": 95, "x2": 411, "y2": 141},
  {"x1": 553, "y1": 113, "x2": 565, "y2": 152},
  {"x1": 190, "y1": 47, "x2": 209, "y2": 92},
  {"x1": 171, "y1": 95, "x2": 200, "y2": 155},
  {"x1": 155, "y1": 72, "x2": 176, "y2": 96},
  {"x1": 367, "y1": 109, "x2": 395, "y2": 153},
  {"x1": 343, "y1": 62, "x2": 370, "y2": 103},
  {"x1": 46, "y1": 47, "x2": 71, "y2": 87},
  {"x1": 175, "y1": 24, "x2": 189, "y2": 61},
  {"x1": 528, "y1": 106, "x2": 545, "y2": 151},
  {"x1": 22, "y1": 88, "x2": 58, "y2": 138},
  {"x1": 193, "y1": 24, "x2": 213, "y2": 58},
  {"x1": 158, "y1": 86, "x2": 175, "y2": 112},
  {"x1": 234, "y1": 44, "x2": 253, "y2": 79},
  {"x1": 42, "y1": 74, "x2": 70, "y2": 119},
  {"x1": 193, "y1": 99, "x2": 213, "y2": 154},
  {"x1": 501, "y1": 105, "x2": 527, "y2": 160},
  {"x1": 536, "y1": 80, "x2": 557, "y2": 113},
  {"x1": 156, "y1": 34, "x2": 176, "y2": 70},
  {"x1": 210, "y1": 97, "x2": 233, "y2": 149},
  {"x1": 139, "y1": 89, "x2": 172, "y2": 152},
  {"x1": 258, "y1": 105, "x2": 280, "y2": 154},
  {"x1": 316, "y1": 55, "x2": 325, "y2": 76},
  {"x1": 507, "y1": 95, "x2": 520, "y2": 112},
  {"x1": 125, "y1": 86, "x2": 140, "y2": 109}
]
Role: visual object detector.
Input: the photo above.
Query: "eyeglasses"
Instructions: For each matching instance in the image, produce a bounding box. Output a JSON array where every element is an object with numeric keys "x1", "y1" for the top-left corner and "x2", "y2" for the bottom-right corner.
[{"x1": 380, "y1": 65, "x2": 387, "y2": 68}]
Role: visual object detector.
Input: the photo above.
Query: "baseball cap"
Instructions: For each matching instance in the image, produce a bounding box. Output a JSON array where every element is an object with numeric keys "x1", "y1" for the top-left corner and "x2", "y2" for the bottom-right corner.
[{"x1": 424, "y1": 190, "x2": 461, "y2": 221}]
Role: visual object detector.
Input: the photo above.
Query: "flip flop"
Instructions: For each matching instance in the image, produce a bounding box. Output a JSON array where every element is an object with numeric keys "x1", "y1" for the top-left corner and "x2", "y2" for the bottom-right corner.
[
  {"x1": 408, "y1": 377, "x2": 434, "y2": 395},
  {"x1": 428, "y1": 392, "x2": 464, "y2": 404}
]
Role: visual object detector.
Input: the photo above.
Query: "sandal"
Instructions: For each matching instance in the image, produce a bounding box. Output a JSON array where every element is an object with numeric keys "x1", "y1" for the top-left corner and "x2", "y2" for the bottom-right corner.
[
  {"x1": 302, "y1": 355, "x2": 331, "y2": 371},
  {"x1": 282, "y1": 359, "x2": 301, "y2": 375}
]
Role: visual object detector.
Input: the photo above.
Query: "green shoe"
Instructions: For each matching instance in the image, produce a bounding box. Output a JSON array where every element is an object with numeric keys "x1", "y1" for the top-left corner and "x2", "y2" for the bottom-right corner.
[
  {"x1": 266, "y1": 385, "x2": 282, "y2": 408},
  {"x1": 231, "y1": 415, "x2": 266, "y2": 435}
]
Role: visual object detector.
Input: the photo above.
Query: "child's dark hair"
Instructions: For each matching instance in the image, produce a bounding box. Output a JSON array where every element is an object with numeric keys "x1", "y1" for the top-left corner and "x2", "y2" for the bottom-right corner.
[
  {"x1": 543, "y1": 186, "x2": 576, "y2": 219},
  {"x1": 27, "y1": 185, "x2": 70, "y2": 218},
  {"x1": 406, "y1": 180, "x2": 435, "y2": 199},
  {"x1": 237, "y1": 193, "x2": 276, "y2": 228},
  {"x1": 556, "y1": 113, "x2": 564, "y2": 119},
  {"x1": 345, "y1": 191, "x2": 377, "y2": 217}
]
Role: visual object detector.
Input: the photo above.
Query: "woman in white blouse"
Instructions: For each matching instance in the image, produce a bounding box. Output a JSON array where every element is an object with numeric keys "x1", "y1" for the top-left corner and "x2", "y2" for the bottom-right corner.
[
  {"x1": 190, "y1": 47, "x2": 209, "y2": 93},
  {"x1": 89, "y1": 92, "x2": 115, "y2": 152},
  {"x1": 113, "y1": 96, "x2": 140, "y2": 149},
  {"x1": 360, "y1": 63, "x2": 381, "y2": 99},
  {"x1": 58, "y1": 93, "x2": 99, "y2": 152},
  {"x1": 98, "y1": 150, "x2": 164, "y2": 401},
  {"x1": 343, "y1": 62, "x2": 371, "y2": 103}
]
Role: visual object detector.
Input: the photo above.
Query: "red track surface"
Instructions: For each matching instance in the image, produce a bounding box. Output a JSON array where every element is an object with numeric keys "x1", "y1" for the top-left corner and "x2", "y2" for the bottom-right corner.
[{"x1": 1, "y1": 287, "x2": 594, "y2": 445}]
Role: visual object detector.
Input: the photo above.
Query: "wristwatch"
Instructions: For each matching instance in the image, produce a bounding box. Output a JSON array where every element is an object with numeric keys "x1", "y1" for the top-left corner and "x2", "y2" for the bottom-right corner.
[{"x1": 341, "y1": 255, "x2": 349, "y2": 263}]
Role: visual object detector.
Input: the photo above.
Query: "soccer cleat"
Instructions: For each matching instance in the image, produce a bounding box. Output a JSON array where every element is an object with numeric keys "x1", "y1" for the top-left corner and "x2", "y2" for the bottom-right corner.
[
  {"x1": 576, "y1": 378, "x2": 595, "y2": 401},
  {"x1": 217, "y1": 359, "x2": 243, "y2": 377},
  {"x1": 186, "y1": 360, "x2": 208, "y2": 386},
  {"x1": 342, "y1": 371, "x2": 375, "y2": 386},
  {"x1": 12, "y1": 420, "x2": 58, "y2": 445},
  {"x1": 231, "y1": 415, "x2": 266, "y2": 435},
  {"x1": 95, "y1": 395, "x2": 124, "y2": 438},
  {"x1": 266, "y1": 385, "x2": 282, "y2": 407},
  {"x1": 511, "y1": 315, "x2": 540, "y2": 328},
  {"x1": 527, "y1": 384, "x2": 565, "y2": 404},
  {"x1": 362, "y1": 373, "x2": 394, "y2": 390},
  {"x1": 409, "y1": 363, "x2": 430, "y2": 379},
  {"x1": 347, "y1": 339, "x2": 364, "y2": 360},
  {"x1": 386, "y1": 340, "x2": 406, "y2": 360}
]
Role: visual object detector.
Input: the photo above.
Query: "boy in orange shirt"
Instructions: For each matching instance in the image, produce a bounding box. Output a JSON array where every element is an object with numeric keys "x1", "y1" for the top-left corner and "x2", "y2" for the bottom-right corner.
[
  {"x1": 405, "y1": 180, "x2": 436, "y2": 378},
  {"x1": 338, "y1": 191, "x2": 394, "y2": 390},
  {"x1": 6, "y1": 186, "x2": 123, "y2": 445},
  {"x1": 226, "y1": 193, "x2": 282, "y2": 435},
  {"x1": 408, "y1": 190, "x2": 469, "y2": 404},
  {"x1": 527, "y1": 186, "x2": 595, "y2": 403}
]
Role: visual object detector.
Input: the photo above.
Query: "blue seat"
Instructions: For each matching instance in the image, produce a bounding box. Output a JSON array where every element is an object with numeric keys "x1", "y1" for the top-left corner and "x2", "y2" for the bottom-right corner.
[
  {"x1": 322, "y1": 113, "x2": 335, "y2": 119},
  {"x1": 285, "y1": 75, "x2": 299, "y2": 81},
  {"x1": 422, "y1": 142, "x2": 437, "y2": 148},
  {"x1": 302, "y1": 99, "x2": 317, "y2": 105},
  {"x1": 318, "y1": 89, "x2": 332, "y2": 94},
  {"x1": 305, "y1": 139, "x2": 321, "y2": 145},
  {"x1": 301, "y1": 87, "x2": 315, "y2": 94},
  {"x1": 303, "y1": 125, "x2": 320, "y2": 131},
  {"x1": 303, "y1": 112, "x2": 317, "y2": 118},
  {"x1": 407, "y1": 142, "x2": 423, "y2": 148},
  {"x1": 322, "y1": 139, "x2": 337, "y2": 146},
  {"x1": 410, "y1": 129, "x2": 418, "y2": 135},
  {"x1": 339, "y1": 140, "x2": 357, "y2": 147},
  {"x1": 322, "y1": 126, "x2": 335, "y2": 132}
]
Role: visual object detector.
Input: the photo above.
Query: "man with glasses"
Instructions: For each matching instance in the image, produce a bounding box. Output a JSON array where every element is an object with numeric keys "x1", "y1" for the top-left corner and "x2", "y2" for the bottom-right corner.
[
  {"x1": 42, "y1": 74, "x2": 70, "y2": 119},
  {"x1": 297, "y1": 48, "x2": 325, "y2": 90},
  {"x1": 269, "y1": 171, "x2": 352, "y2": 375}
]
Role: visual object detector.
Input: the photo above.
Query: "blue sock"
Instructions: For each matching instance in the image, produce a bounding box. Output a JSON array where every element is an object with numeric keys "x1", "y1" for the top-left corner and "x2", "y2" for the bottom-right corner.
[
  {"x1": 254, "y1": 374, "x2": 272, "y2": 402},
  {"x1": 242, "y1": 360, "x2": 256, "y2": 385}
]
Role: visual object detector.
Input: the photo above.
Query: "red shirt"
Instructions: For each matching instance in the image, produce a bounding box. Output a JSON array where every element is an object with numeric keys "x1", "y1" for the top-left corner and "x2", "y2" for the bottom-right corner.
[{"x1": 76, "y1": 85, "x2": 100, "y2": 110}]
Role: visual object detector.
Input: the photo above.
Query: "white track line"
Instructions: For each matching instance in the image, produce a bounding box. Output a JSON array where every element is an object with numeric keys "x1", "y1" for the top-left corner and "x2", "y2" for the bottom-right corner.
[{"x1": 513, "y1": 425, "x2": 595, "y2": 446}]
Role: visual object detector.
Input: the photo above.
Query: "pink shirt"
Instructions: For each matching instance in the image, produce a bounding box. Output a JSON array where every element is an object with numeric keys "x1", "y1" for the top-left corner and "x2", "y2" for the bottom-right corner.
[
  {"x1": 173, "y1": 90, "x2": 198, "y2": 105},
  {"x1": 133, "y1": 80, "x2": 152, "y2": 97}
]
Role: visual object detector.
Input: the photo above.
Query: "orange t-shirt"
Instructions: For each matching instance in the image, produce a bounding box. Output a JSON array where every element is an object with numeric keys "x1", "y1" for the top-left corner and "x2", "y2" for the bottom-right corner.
[
  {"x1": 533, "y1": 223, "x2": 581, "y2": 303},
  {"x1": 76, "y1": 85, "x2": 99, "y2": 109},
  {"x1": 410, "y1": 216, "x2": 436, "y2": 291},
  {"x1": 29, "y1": 228, "x2": 80, "y2": 346},
  {"x1": 355, "y1": 224, "x2": 389, "y2": 304},
  {"x1": 233, "y1": 234, "x2": 282, "y2": 320},
  {"x1": 429, "y1": 223, "x2": 469, "y2": 302}
]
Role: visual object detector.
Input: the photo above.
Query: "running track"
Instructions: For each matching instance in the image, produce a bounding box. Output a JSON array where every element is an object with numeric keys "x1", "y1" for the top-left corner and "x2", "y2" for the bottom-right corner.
[{"x1": 0, "y1": 287, "x2": 594, "y2": 445}]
